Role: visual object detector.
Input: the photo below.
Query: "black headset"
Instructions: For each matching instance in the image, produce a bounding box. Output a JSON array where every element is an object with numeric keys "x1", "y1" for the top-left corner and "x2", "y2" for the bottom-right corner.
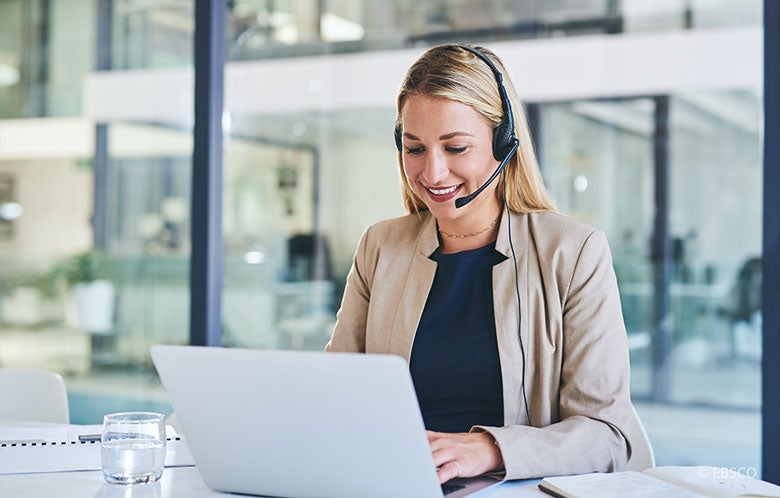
[{"x1": 394, "y1": 45, "x2": 520, "y2": 208}]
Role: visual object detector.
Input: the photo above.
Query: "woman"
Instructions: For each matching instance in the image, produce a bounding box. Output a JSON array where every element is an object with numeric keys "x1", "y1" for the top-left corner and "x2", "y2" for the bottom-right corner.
[{"x1": 326, "y1": 44, "x2": 632, "y2": 482}]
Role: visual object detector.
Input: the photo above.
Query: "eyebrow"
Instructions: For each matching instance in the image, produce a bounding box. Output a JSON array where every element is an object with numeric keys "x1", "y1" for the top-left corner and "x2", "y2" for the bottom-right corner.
[{"x1": 402, "y1": 131, "x2": 476, "y2": 141}]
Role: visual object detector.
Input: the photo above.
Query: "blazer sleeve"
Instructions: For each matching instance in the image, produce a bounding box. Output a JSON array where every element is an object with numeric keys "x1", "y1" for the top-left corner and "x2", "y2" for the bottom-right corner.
[
  {"x1": 473, "y1": 229, "x2": 632, "y2": 479},
  {"x1": 325, "y1": 226, "x2": 372, "y2": 353}
]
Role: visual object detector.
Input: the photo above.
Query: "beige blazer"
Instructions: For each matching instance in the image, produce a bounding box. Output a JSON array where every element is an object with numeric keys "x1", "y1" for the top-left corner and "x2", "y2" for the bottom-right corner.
[{"x1": 326, "y1": 209, "x2": 632, "y2": 480}]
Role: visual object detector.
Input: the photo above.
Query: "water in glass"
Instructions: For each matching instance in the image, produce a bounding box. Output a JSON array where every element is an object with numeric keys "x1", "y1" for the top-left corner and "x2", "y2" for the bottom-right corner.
[{"x1": 101, "y1": 412, "x2": 166, "y2": 485}]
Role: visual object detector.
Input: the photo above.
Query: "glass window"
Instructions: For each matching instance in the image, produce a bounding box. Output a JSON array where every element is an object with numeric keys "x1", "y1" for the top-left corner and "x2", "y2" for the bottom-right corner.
[
  {"x1": 222, "y1": 108, "x2": 402, "y2": 351},
  {"x1": 0, "y1": 0, "x2": 764, "y2": 472},
  {"x1": 0, "y1": 0, "x2": 194, "y2": 423},
  {"x1": 538, "y1": 90, "x2": 762, "y2": 470},
  {"x1": 0, "y1": 0, "x2": 24, "y2": 118}
]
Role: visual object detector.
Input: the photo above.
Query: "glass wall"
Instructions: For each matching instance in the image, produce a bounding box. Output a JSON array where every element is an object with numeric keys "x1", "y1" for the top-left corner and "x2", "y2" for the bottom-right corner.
[
  {"x1": 0, "y1": 0, "x2": 763, "y2": 473},
  {"x1": 539, "y1": 90, "x2": 762, "y2": 469},
  {"x1": 0, "y1": 0, "x2": 195, "y2": 421}
]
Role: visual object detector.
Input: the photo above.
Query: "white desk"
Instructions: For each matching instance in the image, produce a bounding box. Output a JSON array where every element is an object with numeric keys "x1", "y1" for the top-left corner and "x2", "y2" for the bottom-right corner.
[
  {"x1": 0, "y1": 466, "x2": 546, "y2": 498},
  {"x1": 0, "y1": 421, "x2": 544, "y2": 497},
  {"x1": 0, "y1": 421, "x2": 193, "y2": 475}
]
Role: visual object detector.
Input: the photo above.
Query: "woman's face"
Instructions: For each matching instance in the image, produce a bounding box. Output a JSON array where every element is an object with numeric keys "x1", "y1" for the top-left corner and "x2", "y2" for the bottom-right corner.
[{"x1": 399, "y1": 95, "x2": 500, "y2": 221}]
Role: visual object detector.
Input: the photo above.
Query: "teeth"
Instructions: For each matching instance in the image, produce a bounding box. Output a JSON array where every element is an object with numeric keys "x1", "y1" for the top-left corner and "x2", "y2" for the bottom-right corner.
[{"x1": 428, "y1": 185, "x2": 459, "y2": 195}]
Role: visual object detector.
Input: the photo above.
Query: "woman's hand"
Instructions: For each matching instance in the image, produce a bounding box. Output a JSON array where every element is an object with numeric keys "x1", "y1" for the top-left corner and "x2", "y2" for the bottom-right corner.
[{"x1": 427, "y1": 430, "x2": 503, "y2": 484}]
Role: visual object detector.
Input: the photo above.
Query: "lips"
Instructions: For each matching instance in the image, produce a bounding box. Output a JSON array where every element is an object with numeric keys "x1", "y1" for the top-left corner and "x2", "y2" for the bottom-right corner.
[{"x1": 423, "y1": 184, "x2": 462, "y2": 202}]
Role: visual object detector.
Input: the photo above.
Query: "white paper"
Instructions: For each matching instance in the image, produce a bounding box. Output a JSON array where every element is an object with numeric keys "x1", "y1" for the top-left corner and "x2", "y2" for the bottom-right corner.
[
  {"x1": 645, "y1": 467, "x2": 780, "y2": 498},
  {"x1": 0, "y1": 425, "x2": 193, "y2": 475},
  {"x1": 0, "y1": 424, "x2": 103, "y2": 445},
  {"x1": 541, "y1": 468, "x2": 780, "y2": 498},
  {"x1": 541, "y1": 472, "x2": 707, "y2": 498}
]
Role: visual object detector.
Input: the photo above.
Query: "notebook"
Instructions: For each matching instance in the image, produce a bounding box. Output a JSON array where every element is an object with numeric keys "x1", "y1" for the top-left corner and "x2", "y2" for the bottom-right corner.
[
  {"x1": 0, "y1": 424, "x2": 194, "y2": 475},
  {"x1": 150, "y1": 344, "x2": 503, "y2": 498},
  {"x1": 538, "y1": 466, "x2": 780, "y2": 498}
]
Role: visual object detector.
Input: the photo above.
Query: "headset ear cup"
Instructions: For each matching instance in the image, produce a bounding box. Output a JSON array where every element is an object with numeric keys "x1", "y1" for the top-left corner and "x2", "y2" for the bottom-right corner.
[
  {"x1": 394, "y1": 124, "x2": 403, "y2": 152},
  {"x1": 492, "y1": 120, "x2": 514, "y2": 160}
]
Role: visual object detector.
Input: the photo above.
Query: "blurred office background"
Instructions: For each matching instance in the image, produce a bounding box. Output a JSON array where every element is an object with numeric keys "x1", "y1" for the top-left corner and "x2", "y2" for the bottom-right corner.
[{"x1": 0, "y1": 0, "x2": 765, "y2": 475}]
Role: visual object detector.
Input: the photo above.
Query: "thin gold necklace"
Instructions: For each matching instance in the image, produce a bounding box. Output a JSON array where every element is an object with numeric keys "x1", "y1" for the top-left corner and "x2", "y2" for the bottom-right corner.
[{"x1": 438, "y1": 215, "x2": 501, "y2": 238}]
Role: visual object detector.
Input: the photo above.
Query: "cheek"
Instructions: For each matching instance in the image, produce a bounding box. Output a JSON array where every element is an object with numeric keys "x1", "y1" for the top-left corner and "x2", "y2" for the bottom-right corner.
[
  {"x1": 468, "y1": 155, "x2": 497, "y2": 180},
  {"x1": 446, "y1": 157, "x2": 479, "y2": 181},
  {"x1": 402, "y1": 157, "x2": 424, "y2": 183}
]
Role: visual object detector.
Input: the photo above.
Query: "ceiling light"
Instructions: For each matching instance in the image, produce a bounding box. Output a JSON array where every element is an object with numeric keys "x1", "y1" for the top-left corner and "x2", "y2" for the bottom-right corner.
[
  {"x1": 244, "y1": 250, "x2": 265, "y2": 265},
  {"x1": 573, "y1": 175, "x2": 588, "y2": 193},
  {"x1": 0, "y1": 202, "x2": 23, "y2": 220},
  {"x1": 0, "y1": 62, "x2": 19, "y2": 87},
  {"x1": 321, "y1": 12, "x2": 364, "y2": 42}
]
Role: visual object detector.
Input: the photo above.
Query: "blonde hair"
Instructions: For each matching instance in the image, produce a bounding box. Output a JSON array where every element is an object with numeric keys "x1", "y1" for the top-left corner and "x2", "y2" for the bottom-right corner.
[{"x1": 395, "y1": 44, "x2": 556, "y2": 214}]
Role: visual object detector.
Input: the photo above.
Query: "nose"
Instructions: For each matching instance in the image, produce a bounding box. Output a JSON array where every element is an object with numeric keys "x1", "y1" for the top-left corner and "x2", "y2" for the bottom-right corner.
[{"x1": 421, "y1": 149, "x2": 449, "y2": 185}]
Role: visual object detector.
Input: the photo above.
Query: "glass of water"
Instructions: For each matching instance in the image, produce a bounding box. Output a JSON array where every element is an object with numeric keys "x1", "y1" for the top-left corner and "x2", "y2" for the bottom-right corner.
[{"x1": 101, "y1": 412, "x2": 167, "y2": 485}]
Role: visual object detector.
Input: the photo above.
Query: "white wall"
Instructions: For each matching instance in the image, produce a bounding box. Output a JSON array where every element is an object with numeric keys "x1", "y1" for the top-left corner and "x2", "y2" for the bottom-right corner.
[
  {"x1": 0, "y1": 27, "x2": 763, "y2": 277},
  {"x1": 84, "y1": 26, "x2": 762, "y2": 125},
  {"x1": 0, "y1": 158, "x2": 92, "y2": 264}
]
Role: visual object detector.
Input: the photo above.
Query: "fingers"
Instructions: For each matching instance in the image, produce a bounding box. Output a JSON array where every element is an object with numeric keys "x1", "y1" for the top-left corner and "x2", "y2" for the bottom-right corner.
[
  {"x1": 426, "y1": 430, "x2": 453, "y2": 452},
  {"x1": 436, "y1": 460, "x2": 463, "y2": 484},
  {"x1": 452, "y1": 460, "x2": 463, "y2": 477},
  {"x1": 427, "y1": 432, "x2": 503, "y2": 484},
  {"x1": 426, "y1": 430, "x2": 470, "y2": 449}
]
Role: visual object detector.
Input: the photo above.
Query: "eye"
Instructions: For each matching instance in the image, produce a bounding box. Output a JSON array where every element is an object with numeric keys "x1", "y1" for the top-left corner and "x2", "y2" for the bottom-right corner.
[
  {"x1": 405, "y1": 146, "x2": 425, "y2": 155},
  {"x1": 446, "y1": 146, "x2": 468, "y2": 154}
]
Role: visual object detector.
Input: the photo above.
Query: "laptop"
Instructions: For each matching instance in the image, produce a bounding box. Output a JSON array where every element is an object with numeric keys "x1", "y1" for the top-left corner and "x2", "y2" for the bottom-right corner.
[{"x1": 150, "y1": 345, "x2": 503, "y2": 498}]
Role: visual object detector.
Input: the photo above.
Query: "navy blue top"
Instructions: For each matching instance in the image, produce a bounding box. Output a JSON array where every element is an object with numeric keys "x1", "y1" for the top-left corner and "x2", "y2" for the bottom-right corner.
[{"x1": 409, "y1": 241, "x2": 507, "y2": 433}]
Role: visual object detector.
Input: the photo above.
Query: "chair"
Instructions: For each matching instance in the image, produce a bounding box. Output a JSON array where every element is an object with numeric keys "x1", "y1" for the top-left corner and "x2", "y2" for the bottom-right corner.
[
  {"x1": 0, "y1": 368, "x2": 70, "y2": 423},
  {"x1": 717, "y1": 257, "x2": 762, "y2": 362},
  {"x1": 622, "y1": 403, "x2": 656, "y2": 471}
]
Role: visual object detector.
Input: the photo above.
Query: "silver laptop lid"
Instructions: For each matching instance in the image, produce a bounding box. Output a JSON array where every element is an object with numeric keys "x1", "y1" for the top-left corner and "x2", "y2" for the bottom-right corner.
[{"x1": 151, "y1": 345, "x2": 444, "y2": 498}]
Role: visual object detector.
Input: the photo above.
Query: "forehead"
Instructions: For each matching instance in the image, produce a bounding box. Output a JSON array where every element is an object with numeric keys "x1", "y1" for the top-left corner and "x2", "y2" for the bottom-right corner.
[{"x1": 401, "y1": 95, "x2": 491, "y2": 134}]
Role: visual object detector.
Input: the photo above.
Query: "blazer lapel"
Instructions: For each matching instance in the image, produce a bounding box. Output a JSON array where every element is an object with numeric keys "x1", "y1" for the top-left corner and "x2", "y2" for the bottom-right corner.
[
  {"x1": 494, "y1": 210, "x2": 531, "y2": 425},
  {"x1": 387, "y1": 213, "x2": 439, "y2": 362}
]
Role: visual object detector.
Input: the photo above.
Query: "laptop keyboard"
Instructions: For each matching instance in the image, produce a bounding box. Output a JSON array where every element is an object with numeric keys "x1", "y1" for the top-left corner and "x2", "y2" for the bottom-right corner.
[{"x1": 442, "y1": 482, "x2": 466, "y2": 495}]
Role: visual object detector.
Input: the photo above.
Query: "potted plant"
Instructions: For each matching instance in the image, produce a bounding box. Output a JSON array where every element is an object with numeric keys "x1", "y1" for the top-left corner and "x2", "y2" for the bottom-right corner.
[
  {"x1": 58, "y1": 250, "x2": 116, "y2": 335},
  {"x1": 0, "y1": 267, "x2": 64, "y2": 327},
  {"x1": 0, "y1": 270, "x2": 44, "y2": 326}
]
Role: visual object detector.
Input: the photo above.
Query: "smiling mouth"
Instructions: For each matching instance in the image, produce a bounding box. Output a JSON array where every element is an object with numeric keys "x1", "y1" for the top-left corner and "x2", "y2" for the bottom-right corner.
[
  {"x1": 426, "y1": 185, "x2": 461, "y2": 195},
  {"x1": 422, "y1": 183, "x2": 463, "y2": 202}
]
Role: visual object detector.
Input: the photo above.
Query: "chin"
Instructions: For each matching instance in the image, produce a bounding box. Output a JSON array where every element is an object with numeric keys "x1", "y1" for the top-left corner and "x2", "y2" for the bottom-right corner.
[{"x1": 426, "y1": 204, "x2": 458, "y2": 220}]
